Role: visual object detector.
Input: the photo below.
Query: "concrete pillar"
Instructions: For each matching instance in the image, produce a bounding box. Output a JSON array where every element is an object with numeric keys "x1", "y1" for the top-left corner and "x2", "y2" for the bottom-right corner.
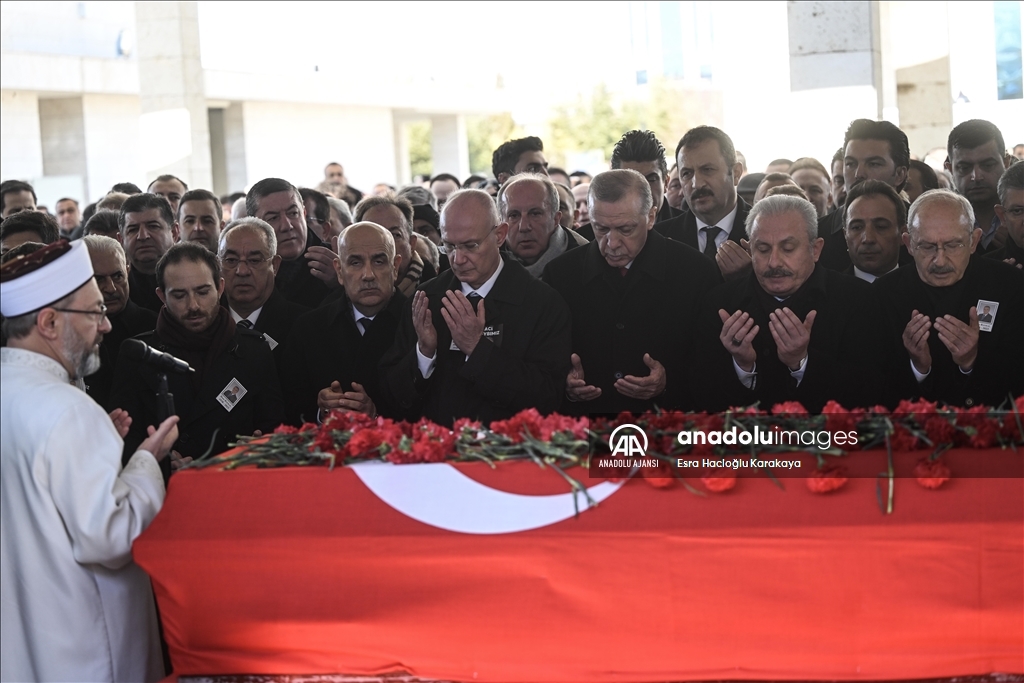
[
  {"x1": 430, "y1": 114, "x2": 469, "y2": 180},
  {"x1": 38, "y1": 97, "x2": 89, "y2": 197},
  {"x1": 392, "y1": 112, "x2": 421, "y2": 187},
  {"x1": 0, "y1": 90, "x2": 44, "y2": 182},
  {"x1": 134, "y1": 1, "x2": 212, "y2": 190},
  {"x1": 787, "y1": 1, "x2": 883, "y2": 116},
  {"x1": 223, "y1": 102, "x2": 248, "y2": 193}
]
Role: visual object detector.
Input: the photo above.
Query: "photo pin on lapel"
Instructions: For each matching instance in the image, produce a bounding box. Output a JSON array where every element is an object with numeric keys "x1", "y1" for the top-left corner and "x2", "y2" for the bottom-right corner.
[
  {"x1": 977, "y1": 299, "x2": 998, "y2": 333},
  {"x1": 217, "y1": 378, "x2": 248, "y2": 412}
]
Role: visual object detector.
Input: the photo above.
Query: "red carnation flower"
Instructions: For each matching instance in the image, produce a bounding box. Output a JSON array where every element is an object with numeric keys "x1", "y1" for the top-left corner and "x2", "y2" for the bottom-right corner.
[
  {"x1": 914, "y1": 458, "x2": 951, "y2": 489},
  {"x1": 644, "y1": 459, "x2": 675, "y2": 489},
  {"x1": 888, "y1": 424, "x2": 919, "y2": 451},
  {"x1": 806, "y1": 465, "x2": 848, "y2": 494},
  {"x1": 923, "y1": 416, "x2": 956, "y2": 446},
  {"x1": 701, "y1": 470, "x2": 737, "y2": 493},
  {"x1": 771, "y1": 401, "x2": 809, "y2": 416},
  {"x1": 821, "y1": 400, "x2": 856, "y2": 433}
]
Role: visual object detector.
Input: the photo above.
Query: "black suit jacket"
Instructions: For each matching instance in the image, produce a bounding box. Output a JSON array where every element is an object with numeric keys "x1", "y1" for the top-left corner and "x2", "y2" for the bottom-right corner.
[
  {"x1": 984, "y1": 239, "x2": 1023, "y2": 265},
  {"x1": 874, "y1": 257, "x2": 1024, "y2": 408},
  {"x1": 85, "y1": 300, "x2": 156, "y2": 407},
  {"x1": 654, "y1": 197, "x2": 751, "y2": 261},
  {"x1": 697, "y1": 265, "x2": 886, "y2": 412},
  {"x1": 275, "y1": 230, "x2": 332, "y2": 309},
  {"x1": 542, "y1": 230, "x2": 720, "y2": 414},
  {"x1": 127, "y1": 269, "x2": 163, "y2": 314},
  {"x1": 281, "y1": 290, "x2": 406, "y2": 425},
  {"x1": 108, "y1": 327, "x2": 285, "y2": 479},
  {"x1": 380, "y1": 255, "x2": 572, "y2": 426},
  {"x1": 227, "y1": 289, "x2": 309, "y2": 368}
]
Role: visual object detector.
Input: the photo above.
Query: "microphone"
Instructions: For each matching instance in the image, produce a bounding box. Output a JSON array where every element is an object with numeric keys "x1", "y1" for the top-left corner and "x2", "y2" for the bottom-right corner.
[{"x1": 122, "y1": 339, "x2": 194, "y2": 374}]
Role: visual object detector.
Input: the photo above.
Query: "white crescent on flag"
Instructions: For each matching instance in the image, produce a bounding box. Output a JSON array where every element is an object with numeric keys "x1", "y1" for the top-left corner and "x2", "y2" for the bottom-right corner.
[{"x1": 350, "y1": 461, "x2": 623, "y2": 535}]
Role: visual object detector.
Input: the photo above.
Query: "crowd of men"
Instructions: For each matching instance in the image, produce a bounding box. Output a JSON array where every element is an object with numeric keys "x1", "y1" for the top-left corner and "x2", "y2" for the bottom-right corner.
[{"x1": 2, "y1": 116, "x2": 1023, "y2": 680}]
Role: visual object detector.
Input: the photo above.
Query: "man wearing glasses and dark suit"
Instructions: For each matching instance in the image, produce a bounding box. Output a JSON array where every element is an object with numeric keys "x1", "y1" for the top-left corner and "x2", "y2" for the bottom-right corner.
[{"x1": 380, "y1": 189, "x2": 572, "y2": 426}]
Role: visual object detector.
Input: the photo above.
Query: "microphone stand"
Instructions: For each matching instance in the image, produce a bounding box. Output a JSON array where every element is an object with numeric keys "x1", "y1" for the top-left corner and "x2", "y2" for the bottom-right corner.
[{"x1": 156, "y1": 373, "x2": 176, "y2": 422}]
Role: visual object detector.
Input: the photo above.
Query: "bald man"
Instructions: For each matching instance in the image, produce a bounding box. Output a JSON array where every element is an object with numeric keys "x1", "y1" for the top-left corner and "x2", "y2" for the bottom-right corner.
[{"x1": 280, "y1": 222, "x2": 406, "y2": 424}]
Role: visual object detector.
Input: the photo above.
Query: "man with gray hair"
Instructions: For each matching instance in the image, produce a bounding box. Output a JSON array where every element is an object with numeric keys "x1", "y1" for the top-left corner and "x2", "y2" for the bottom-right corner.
[
  {"x1": 1, "y1": 239, "x2": 178, "y2": 682},
  {"x1": 354, "y1": 193, "x2": 437, "y2": 297},
  {"x1": 326, "y1": 196, "x2": 353, "y2": 243},
  {"x1": 985, "y1": 161, "x2": 1023, "y2": 267},
  {"x1": 542, "y1": 169, "x2": 718, "y2": 414},
  {"x1": 82, "y1": 235, "x2": 157, "y2": 407},
  {"x1": 380, "y1": 189, "x2": 572, "y2": 425},
  {"x1": 218, "y1": 218, "x2": 308, "y2": 365},
  {"x1": 498, "y1": 173, "x2": 587, "y2": 278},
  {"x1": 875, "y1": 189, "x2": 1023, "y2": 407},
  {"x1": 699, "y1": 194, "x2": 883, "y2": 411}
]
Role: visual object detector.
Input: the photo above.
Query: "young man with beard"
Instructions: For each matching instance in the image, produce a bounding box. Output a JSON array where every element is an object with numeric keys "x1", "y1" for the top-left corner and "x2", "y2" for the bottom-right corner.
[
  {"x1": 1, "y1": 240, "x2": 178, "y2": 682},
  {"x1": 109, "y1": 243, "x2": 284, "y2": 480}
]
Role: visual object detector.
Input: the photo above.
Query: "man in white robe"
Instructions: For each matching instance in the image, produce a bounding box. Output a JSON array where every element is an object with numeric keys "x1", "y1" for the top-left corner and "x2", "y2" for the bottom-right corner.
[{"x1": 1, "y1": 240, "x2": 179, "y2": 683}]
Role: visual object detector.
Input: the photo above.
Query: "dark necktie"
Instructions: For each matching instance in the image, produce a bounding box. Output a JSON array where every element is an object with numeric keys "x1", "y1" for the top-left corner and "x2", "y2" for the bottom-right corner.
[
  {"x1": 237, "y1": 319, "x2": 253, "y2": 329},
  {"x1": 467, "y1": 292, "x2": 482, "y2": 313},
  {"x1": 358, "y1": 318, "x2": 373, "y2": 335},
  {"x1": 703, "y1": 226, "x2": 722, "y2": 257},
  {"x1": 619, "y1": 267, "x2": 629, "y2": 277}
]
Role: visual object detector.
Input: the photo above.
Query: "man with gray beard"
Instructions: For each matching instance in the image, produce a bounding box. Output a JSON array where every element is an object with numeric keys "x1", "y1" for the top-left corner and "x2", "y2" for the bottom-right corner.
[{"x1": 1, "y1": 240, "x2": 178, "y2": 682}]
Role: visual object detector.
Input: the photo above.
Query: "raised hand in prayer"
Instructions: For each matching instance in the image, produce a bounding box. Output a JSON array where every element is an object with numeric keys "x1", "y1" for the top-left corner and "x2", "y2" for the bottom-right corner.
[{"x1": 108, "y1": 408, "x2": 132, "y2": 439}]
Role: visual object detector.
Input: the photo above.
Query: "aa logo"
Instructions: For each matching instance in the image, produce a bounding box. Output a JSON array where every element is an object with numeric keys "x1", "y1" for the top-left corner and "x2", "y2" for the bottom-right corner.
[{"x1": 609, "y1": 424, "x2": 648, "y2": 458}]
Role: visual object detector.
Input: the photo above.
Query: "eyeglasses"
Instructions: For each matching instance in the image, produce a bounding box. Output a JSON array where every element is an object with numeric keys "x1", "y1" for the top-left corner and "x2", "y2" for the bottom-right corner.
[
  {"x1": 439, "y1": 226, "x2": 498, "y2": 255},
  {"x1": 52, "y1": 304, "x2": 109, "y2": 323},
  {"x1": 913, "y1": 241, "x2": 967, "y2": 257},
  {"x1": 222, "y1": 255, "x2": 270, "y2": 270}
]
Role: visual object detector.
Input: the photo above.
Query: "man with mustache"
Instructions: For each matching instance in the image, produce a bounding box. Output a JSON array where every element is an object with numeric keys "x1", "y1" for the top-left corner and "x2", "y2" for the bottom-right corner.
[
  {"x1": 656, "y1": 126, "x2": 752, "y2": 279},
  {"x1": 699, "y1": 195, "x2": 884, "y2": 412},
  {"x1": 120, "y1": 193, "x2": 180, "y2": 313},
  {"x1": 875, "y1": 189, "x2": 1023, "y2": 407},
  {"x1": 945, "y1": 119, "x2": 1011, "y2": 254},
  {"x1": 82, "y1": 235, "x2": 157, "y2": 407},
  {"x1": 109, "y1": 243, "x2": 285, "y2": 481},
  {"x1": 842, "y1": 180, "x2": 907, "y2": 282},
  {"x1": 818, "y1": 119, "x2": 911, "y2": 272},
  {"x1": 281, "y1": 222, "x2": 406, "y2": 425}
]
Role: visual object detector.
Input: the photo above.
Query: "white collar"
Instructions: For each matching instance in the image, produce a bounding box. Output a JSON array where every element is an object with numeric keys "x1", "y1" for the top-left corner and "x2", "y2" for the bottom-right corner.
[
  {"x1": 1, "y1": 347, "x2": 70, "y2": 383},
  {"x1": 695, "y1": 203, "x2": 739, "y2": 235},
  {"x1": 351, "y1": 303, "x2": 374, "y2": 323},
  {"x1": 460, "y1": 257, "x2": 504, "y2": 298},
  {"x1": 229, "y1": 305, "x2": 263, "y2": 326},
  {"x1": 854, "y1": 263, "x2": 899, "y2": 283}
]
